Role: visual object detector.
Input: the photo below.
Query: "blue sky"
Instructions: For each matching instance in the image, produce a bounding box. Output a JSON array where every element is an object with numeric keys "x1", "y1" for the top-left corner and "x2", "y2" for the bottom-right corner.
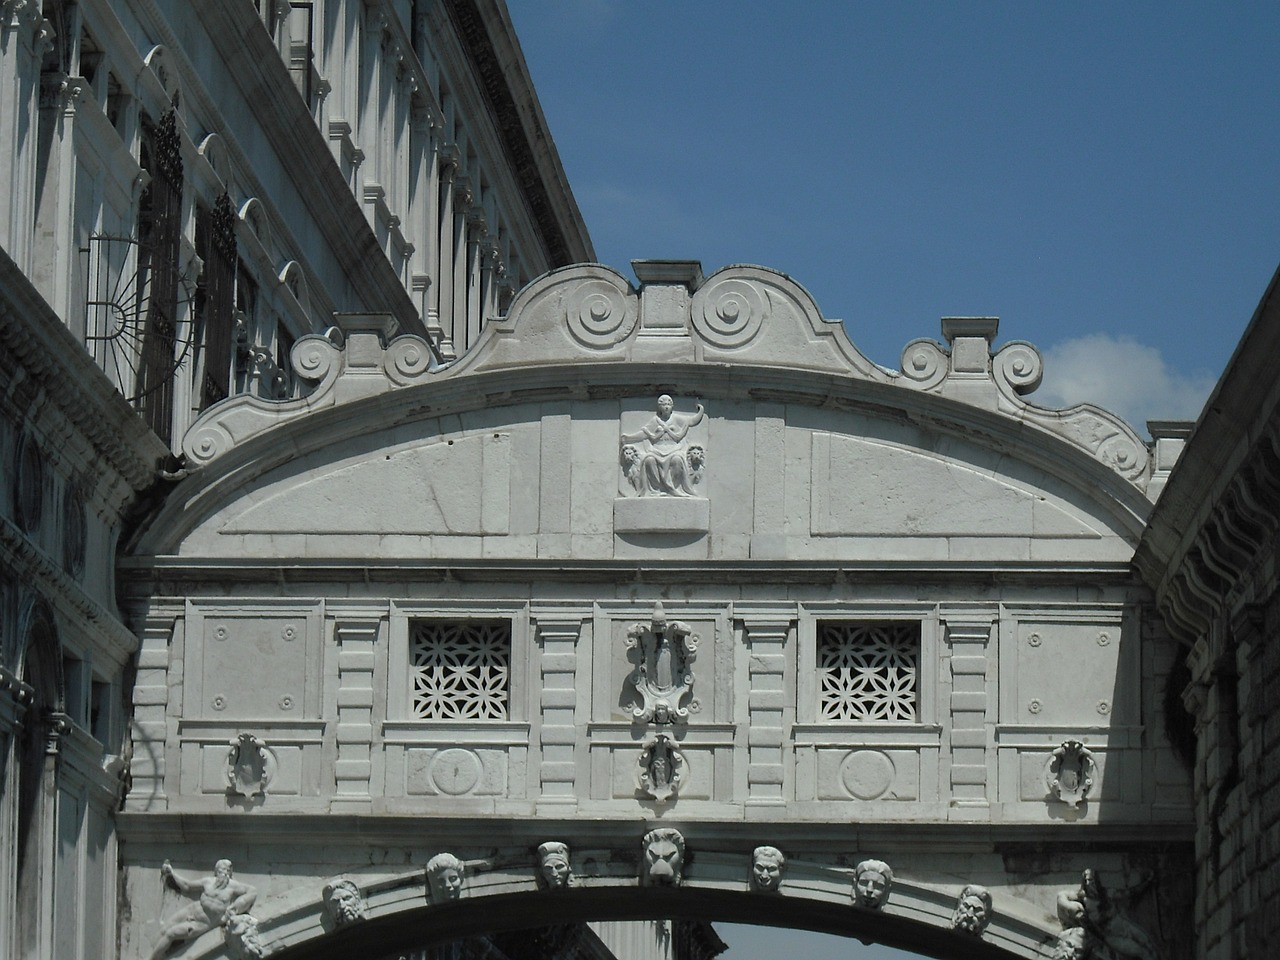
[{"x1": 508, "y1": 1, "x2": 1280, "y2": 436}]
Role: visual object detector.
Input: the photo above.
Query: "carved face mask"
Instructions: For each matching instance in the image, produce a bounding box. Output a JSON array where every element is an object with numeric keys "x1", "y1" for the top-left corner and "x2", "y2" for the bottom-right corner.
[
  {"x1": 431, "y1": 868, "x2": 463, "y2": 901},
  {"x1": 855, "y1": 870, "x2": 889, "y2": 908},
  {"x1": 541, "y1": 856, "x2": 571, "y2": 888},
  {"x1": 644, "y1": 839, "x2": 683, "y2": 884},
  {"x1": 752, "y1": 855, "x2": 783, "y2": 892}
]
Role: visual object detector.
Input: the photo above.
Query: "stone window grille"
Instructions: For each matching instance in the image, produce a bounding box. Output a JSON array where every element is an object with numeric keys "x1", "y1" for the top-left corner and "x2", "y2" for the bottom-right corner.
[
  {"x1": 817, "y1": 621, "x2": 920, "y2": 721},
  {"x1": 408, "y1": 620, "x2": 511, "y2": 720}
]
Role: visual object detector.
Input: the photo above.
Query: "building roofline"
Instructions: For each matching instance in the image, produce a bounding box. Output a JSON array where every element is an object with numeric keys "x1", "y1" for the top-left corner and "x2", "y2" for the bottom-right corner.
[{"x1": 444, "y1": 0, "x2": 595, "y2": 266}]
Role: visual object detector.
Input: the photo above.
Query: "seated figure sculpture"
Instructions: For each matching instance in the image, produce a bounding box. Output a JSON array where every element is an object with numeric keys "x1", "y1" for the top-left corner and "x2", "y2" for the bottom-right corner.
[{"x1": 621, "y1": 395, "x2": 706, "y2": 497}]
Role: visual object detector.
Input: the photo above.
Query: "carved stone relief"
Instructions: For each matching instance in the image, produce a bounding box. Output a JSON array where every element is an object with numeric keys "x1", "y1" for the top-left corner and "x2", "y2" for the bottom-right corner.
[
  {"x1": 537, "y1": 841, "x2": 573, "y2": 889},
  {"x1": 1053, "y1": 870, "x2": 1160, "y2": 960},
  {"x1": 425, "y1": 853, "x2": 465, "y2": 903},
  {"x1": 625, "y1": 602, "x2": 698, "y2": 724},
  {"x1": 641, "y1": 828, "x2": 685, "y2": 886},
  {"x1": 225, "y1": 913, "x2": 270, "y2": 959},
  {"x1": 149, "y1": 859, "x2": 257, "y2": 960},
  {"x1": 636, "y1": 733, "x2": 685, "y2": 803},
  {"x1": 1046, "y1": 740, "x2": 1096, "y2": 809},
  {"x1": 226, "y1": 733, "x2": 273, "y2": 799},
  {"x1": 852, "y1": 859, "x2": 893, "y2": 910},
  {"x1": 950, "y1": 884, "x2": 993, "y2": 936},
  {"x1": 750, "y1": 846, "x2": 785, "y2": 893},
  {"x1": 619, "y1": 395, "x2": 706, "y2": 498},
  {"x1": 322, "y1": 878, "x2": 367, "y2": 927}
]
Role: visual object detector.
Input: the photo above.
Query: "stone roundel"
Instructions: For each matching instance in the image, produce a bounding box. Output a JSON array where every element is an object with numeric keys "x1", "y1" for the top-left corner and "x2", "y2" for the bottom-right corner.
[
  {"x1": 840, "y1": 749, "x2": 895, "y2": 800},
  {"x1": 430, "y1": 748, "x2": 483, "y2": 796},
  {"x1": 564, "y1": 277, "x2": 637, "y2": 349},
  {"x1": 692, "y1": 277, "x2": 766, "y2": 349}
]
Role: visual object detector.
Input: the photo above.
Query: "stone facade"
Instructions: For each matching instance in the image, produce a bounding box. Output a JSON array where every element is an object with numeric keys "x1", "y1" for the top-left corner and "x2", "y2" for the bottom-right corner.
[{"x1": 1135, "y1": 264, "x2": 1280, "y2": 960}]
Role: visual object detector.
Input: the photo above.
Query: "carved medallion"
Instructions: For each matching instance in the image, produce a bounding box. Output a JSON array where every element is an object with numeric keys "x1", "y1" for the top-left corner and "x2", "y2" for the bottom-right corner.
[
  {"x1": 625, "y1": 602, "x2": 698, "y2": 724},
  {"x1": 226, "y1": 733, "x2": 273, "y2": 799}
]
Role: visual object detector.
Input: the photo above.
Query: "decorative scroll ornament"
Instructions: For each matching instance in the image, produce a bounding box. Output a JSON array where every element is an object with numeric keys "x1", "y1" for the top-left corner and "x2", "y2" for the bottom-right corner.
[
  {"x1": 1053, "y1": 870, "x2": 1160, "y2": 960},
  {"x1": 852, "y1": 859, "x2": 893, "y2": 910},
  {"x1": 637, "y1": 733, "x2": 685, "y2": 803},
  {"x1": 565, "y1": 275, "x2": 638, "y2": 348},
  {"x1": 691, "y1": 275, "x2": 767, "y2": 348},
  {"x1": 620, "y1": 395, "x2": 707, "y2": 497},
  {"x1": 751, "y1": 846, "x2": 786, "y2": 893},
  {"x1": 537, "y1": 841, "x2": 573, "y2": 889},
  {"x1": 641, "y1": 828, "x2": 685, "y2": 886},
  {"x1": 226, "y1": 733, "x2": 272, "y2": 799},
  {"x1": 951, "y1": 884, "x2": 994, "y2": 937},
  {"x1": 322, "y1": 878, "x2": 367, "y2": 928},
  {"x1": 625, "y1": 602, "x2": 698, "y2": 723},
  {"x1": 1046, "y1": 740, "x2": 1096, "y2": 810}
]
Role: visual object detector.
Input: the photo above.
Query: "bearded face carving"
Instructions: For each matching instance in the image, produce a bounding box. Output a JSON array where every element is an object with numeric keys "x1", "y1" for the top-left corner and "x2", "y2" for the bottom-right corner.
[
  {"x1": 322, "y1": 878, "x2": 367, "y2": 927},
  {"x1": 641, "y1": 828, "x2": 686, "y2": 886},
  {"x1": 951, "y1": 884, "x2": 993, "y2": 936}
]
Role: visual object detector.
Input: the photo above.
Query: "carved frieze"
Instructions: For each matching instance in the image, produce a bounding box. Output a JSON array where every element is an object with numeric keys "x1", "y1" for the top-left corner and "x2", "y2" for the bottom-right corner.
[
  {"x1": 636, "y1": 733, "x2": 685, "y2": 803},
  {"x1": 625, "y1": 602, "x2": 698, "y2": 724},
  {"x1": 149, "y1": 860, "x2": 257, "y2": 960},
  {"x1": 1054, "y1": 870, "x2": 1160, "y2": 960}
]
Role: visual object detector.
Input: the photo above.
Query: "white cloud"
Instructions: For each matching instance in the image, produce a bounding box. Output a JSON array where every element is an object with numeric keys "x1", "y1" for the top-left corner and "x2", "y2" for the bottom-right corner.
[{"x1": 1031, "y1": 334, "x2": 1217, "y2": 435}]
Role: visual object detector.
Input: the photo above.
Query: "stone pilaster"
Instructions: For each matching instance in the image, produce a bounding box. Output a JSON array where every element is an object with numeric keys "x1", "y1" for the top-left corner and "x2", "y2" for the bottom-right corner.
[
  {"x1": 739, "y1": 608, "x2": 794, "y2": 806},
  {"x1": 944, "y1": 614, "x2": 995, "y2": 817},
  {"x1": 532, "y1": 609, "x2": 584, "y2": 812},
  {"x1": 332, "y1": 617, "x2": 380, "y2": 810},
  {"x1": 125, "y1": 604, "x2": 181, "y2": 810}
]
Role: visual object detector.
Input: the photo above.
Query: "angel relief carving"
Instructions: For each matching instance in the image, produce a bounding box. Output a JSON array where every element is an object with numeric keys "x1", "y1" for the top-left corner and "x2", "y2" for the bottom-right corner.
[
  {"x1": 620, "y1": 395, "x2": 706, "y2": 497},
  {"x1": 626, "y1": 602, "x2": 698, "y2": 724}
]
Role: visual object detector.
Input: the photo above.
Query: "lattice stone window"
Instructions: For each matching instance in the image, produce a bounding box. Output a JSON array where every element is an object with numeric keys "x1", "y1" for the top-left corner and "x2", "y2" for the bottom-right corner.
[
  {"x1": 817, "y1": 621, "x2": 920, "y2": 721},
  {"x1": 409, "y1": 620, "x2": 511, "y2": 720}
]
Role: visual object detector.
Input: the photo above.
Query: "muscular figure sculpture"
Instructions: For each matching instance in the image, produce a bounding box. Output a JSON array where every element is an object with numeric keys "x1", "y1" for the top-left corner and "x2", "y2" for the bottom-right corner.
[{"x1": 150, "y1": 859, "x2": 257, "y2": 959}]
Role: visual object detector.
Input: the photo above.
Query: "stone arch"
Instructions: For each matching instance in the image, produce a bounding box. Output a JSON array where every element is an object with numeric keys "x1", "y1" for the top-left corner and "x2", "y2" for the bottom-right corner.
[{"x1": 171, "y1": 864, "x2": 1057, "y2": 960}]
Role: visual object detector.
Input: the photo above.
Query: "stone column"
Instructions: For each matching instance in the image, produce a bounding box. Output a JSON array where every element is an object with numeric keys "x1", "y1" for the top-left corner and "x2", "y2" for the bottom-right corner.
[
  {"x1": 943, "y1": 612, "x2": 996, "y2": 817},
  {"x1": 332, "y1": 616, "x2": 380, "y2": 810},
  {"x1": 0, "y1": 4, "x2": 52, "y2": 273},
  {"x1": 434, "y1": 147, "x2": 457, "y2": 359},
  {"x1": 738, "y1": 608, "x2": 794, "y2": 805},
  {"x1": 450, "y1": 176, "x2": 471, "y2": 354},
  {"x1": 125, "y1": 603, "x2": 181, "y2": 810},
  {"x1": 465, "y1": 218, "x2": 483, "y2": 346},
  {"x1": 421, "y1": 107, "x2": 442, "y2": 346},
  {"x1": 532, "y1": 609, "x2": 584, "y2": 813}
]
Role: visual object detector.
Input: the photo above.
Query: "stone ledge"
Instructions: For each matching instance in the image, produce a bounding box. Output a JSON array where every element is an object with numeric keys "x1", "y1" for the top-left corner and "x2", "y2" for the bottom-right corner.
[{"x1": 613, "y1": 497, "x2": 709, "y2": 533}]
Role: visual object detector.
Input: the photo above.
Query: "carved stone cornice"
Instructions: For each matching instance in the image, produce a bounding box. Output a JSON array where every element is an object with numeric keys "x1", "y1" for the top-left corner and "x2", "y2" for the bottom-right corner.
[
  {"x1": 0, "y1": 248, "x2": 168, "y2": 496},
  {"x1": 0, "y1": 514, "x2": 140, "y2": 667}
]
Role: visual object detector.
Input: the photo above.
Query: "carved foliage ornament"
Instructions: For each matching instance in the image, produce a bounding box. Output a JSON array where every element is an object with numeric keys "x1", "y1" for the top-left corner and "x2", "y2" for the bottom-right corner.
[
  {"x1": 626, "y1": 601, "x2": 698, "y2": 724},
  {"x1": 1046, "y1": 740, "x2": 1096, "y2": 810},
  {"x1": 636, "y1": 733, "x2": 685, "y2": 803}
]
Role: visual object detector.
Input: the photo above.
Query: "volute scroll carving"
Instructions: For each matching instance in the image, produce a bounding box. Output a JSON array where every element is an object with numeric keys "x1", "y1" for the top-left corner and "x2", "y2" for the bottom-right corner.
[{"x1": 625, "y1": 601, "x2": 698, "y2": 724}]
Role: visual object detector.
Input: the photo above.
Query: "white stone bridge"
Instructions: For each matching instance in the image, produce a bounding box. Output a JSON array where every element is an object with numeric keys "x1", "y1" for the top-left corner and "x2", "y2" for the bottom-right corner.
[{"x1": 121, "y1": 262, "x2": 1192, "y2": 960}]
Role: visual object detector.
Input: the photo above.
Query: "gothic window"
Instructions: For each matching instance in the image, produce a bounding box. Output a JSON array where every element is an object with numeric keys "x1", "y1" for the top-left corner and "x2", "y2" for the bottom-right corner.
[
  {"x1": 817, "y1": 621, "x2": 920, "y2": 722},
  {"x1": 408, "y1": 620, "x2": 511, "y2": 720}
]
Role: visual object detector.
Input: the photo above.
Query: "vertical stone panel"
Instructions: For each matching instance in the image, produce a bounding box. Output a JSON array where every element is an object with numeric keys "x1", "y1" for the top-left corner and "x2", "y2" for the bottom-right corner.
[
  {"x1": 738, "y1": 607, "x2": 794, "y2": 805},
  {"x1": 332, "y1": 617, "x2": 380, "y2": 810},
  {"x1": 533, "y1": 608, "x2": 584, "y2": 812},
  {"x1": 943, "y1": 614, "x2": 995, "y2": 816},
  {"x1": 125, "y1": 604, "x2": 181, "y2": 810}
]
